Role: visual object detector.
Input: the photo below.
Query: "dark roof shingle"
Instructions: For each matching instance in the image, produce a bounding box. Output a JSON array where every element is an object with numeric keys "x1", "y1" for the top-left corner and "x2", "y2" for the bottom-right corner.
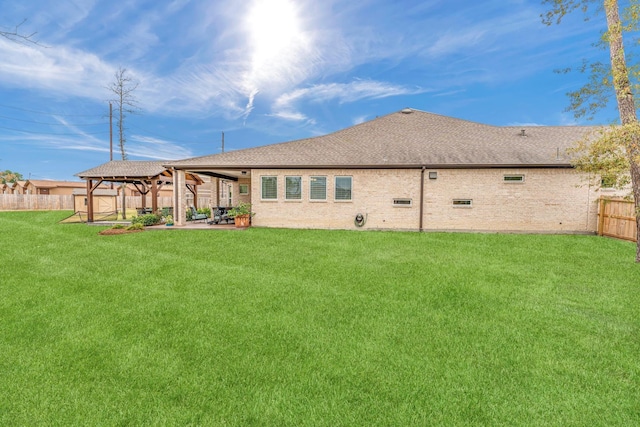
[
  {"x1": 76, "y1": 161, "x2": 172, "y2": 178},
  {"x1": 166, "y1": 109, "x2": 595, "y2": 169}
]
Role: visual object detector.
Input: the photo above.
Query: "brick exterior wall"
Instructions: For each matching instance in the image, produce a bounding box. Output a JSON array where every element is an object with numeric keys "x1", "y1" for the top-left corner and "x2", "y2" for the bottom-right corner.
[
  {"x1": 423, "y1": 168, "x2": 598, "y2": 232},
  {"x1": 248, "y1": 167, "x2": 607, "y2": 233}
]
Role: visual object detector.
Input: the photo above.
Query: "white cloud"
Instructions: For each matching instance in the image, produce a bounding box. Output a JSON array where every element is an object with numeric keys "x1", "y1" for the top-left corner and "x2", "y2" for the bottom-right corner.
[
  {"x1": 427, "y1": 30, "x2": 487, "y2": 57},
  {"x1": 268, "y1": 111, "x2": 310, "y2": 122},
  {"x1": 127, "y1": 135, "x2": 193, "y2": 160},
  {"x1": 352, "y1": 115, "x2": 368, "y2": 125},
  {"x1": 508, "y1": 122, "x2": 545, "y2": 127},
  {"x1": 0, "y1": 39, "x2": 114, "y2": 100},
  {"x1": 272, "y1": 80, "x2": 429, "y2": 121}
]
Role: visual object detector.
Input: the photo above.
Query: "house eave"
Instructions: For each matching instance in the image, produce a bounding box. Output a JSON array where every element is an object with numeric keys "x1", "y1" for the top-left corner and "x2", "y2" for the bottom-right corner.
[{"x1": 167, "y1": 163, "x2": 574, "y2": 170}]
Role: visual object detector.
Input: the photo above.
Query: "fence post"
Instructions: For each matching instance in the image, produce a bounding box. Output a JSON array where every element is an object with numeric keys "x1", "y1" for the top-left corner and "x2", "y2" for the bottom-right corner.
[{"x1": 598, "y1": 198, "x2": 606, "y2": 236}]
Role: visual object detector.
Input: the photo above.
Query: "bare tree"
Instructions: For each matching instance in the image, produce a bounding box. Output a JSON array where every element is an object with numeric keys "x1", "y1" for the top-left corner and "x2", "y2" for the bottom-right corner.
[
  {"x1": 0, "y1": 19, "x2": 41, "y2": 45},
  {"x1": 107, "y1": 67, "x2": 140, "y2": 160},
  {"x1": 107, "y1": 67, "x2": 140, "y2": 219}
]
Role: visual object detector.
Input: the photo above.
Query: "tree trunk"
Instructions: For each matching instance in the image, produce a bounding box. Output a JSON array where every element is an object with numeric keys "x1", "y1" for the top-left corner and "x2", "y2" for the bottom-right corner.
[{"x1": 604, "y1": 0, "x2": 640, "y2": 262}]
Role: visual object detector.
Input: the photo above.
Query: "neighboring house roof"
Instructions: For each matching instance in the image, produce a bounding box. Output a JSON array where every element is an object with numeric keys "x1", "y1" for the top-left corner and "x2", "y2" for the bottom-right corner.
[
  {"x1": 12, "y1": 181, "x2": 27, "y2": 188},
  {"x1": 166, "y1": 109, "x2": 595, "y2": 170},
  {"x1": 26, "y1": 180, "x2": 87, "y2": 188}
]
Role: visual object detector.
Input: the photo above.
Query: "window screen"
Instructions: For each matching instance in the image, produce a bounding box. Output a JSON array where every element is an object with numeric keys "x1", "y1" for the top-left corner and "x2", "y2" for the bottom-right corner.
[
  {"x1": 310, "y1": 176, "x2": 326, "y2": 200},
  {"x1": 261, "y1": 176, "x2": 277, "y2": 199},
  {"x1": 285, "y1": 176, "x2": 302, "y2": 200},
  {"x1": 335, "y1": 176, "x2": 352, "y2": 201}
]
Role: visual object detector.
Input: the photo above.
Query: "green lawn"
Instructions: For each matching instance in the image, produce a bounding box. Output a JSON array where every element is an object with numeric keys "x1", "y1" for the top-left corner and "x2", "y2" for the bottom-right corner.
[{"x1": 1, "y1": 211, "x2": 639, "y2": 426}]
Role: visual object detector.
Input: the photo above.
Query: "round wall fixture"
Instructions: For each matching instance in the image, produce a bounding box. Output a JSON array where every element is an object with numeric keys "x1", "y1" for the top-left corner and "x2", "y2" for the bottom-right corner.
[{"x1": 354, "y1": 213, "x2": 367, "y2": 227}]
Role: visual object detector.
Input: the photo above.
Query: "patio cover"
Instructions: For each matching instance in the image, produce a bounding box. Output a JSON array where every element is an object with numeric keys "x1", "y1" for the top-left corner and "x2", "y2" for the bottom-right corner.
[{"x1": 76, "y1": 160, "x2": 203, "y2": 222}]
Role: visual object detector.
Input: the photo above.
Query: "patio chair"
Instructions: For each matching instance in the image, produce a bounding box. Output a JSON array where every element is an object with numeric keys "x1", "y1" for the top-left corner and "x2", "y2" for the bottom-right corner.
[
  {"x1": 189, "y1": 206, "x2": 208, "y2": 223},
  {"x1": 210, "y1": 207, "x2": 232, "y2": 224}
]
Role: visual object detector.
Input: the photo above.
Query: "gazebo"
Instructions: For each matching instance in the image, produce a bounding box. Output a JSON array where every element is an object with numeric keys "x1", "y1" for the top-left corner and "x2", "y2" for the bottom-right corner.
[{"x1": 76, "y1": 160, "x2": 203, "y2": 222}]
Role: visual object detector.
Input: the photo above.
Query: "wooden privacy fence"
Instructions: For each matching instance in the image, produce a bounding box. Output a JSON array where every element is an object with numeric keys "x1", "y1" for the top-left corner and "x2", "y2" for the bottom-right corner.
[
  {"x1": 0, "y1": 194, "x2": 213, "y2": 212},
  {"x1": 598, "y1": 197, "x2": 637, "y2": 242},
  {"x1": 0, "y1": 194, "x2": 74, "y2": 210}
]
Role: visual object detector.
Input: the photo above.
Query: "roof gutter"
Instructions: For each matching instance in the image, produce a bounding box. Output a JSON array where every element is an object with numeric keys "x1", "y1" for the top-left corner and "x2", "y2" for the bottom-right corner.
[{"x1": 164, "y1": 163, "x2": 574, "y2": 170}]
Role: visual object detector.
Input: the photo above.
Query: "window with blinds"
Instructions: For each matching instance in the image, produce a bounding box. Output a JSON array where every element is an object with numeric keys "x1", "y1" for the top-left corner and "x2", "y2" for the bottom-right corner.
[
  {"x1": 285, "y1": 176, "x2": 302, "y2": 200},
  {"x1": 335, "y1": 176, "x2": 352, "y2": 201},
  {"x1": 309, "y1": 176, "x2": 326, "y2": 200},
  {"x1": 261, "y1": 176, "x2": 277, "y2": 200}
]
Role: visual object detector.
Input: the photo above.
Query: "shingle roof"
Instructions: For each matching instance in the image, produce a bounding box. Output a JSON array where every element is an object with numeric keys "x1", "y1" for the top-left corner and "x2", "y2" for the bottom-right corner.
[
  {"x1": 76, "y1": 161, "x2": 172, "y2": 179},
  {"x1": 166, "y1": 109, "x2": 595, "y2": 169},
  {"x1": 75, "y1": 160, "x2": 204, "y2": 185},
  {"x1": 27, "y1": 180, "x2": 86, "y2": 188}
]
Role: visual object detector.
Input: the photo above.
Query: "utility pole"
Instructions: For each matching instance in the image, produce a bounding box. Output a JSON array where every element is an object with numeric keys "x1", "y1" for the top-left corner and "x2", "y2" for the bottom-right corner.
[
  {"x1": 109, "y1": 102, "x2": 113, "y2": 161},
  {"x1": 221, "y1": 131, "x2": 225, "y2": 153},
  {"x1": 109, "y1": 103, "x2": 114, "y2": 190}
]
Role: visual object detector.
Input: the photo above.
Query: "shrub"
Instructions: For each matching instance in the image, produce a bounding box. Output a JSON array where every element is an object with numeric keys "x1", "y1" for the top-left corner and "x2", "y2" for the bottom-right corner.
[
  {"x1": 131, "y1": 213, "x2": 161, "y2": 226},
  {"x1": 227, "y1": 203, "x2": 254, "y2": 218},
  {"x1": 127, "y1": 223, "x2": 145, "y2": 231}
]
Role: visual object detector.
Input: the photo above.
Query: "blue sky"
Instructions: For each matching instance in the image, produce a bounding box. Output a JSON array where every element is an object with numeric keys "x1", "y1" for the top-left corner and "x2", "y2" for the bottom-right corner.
[{"x1": 0, "y1": 0, "x2": 614, "y2": 181}]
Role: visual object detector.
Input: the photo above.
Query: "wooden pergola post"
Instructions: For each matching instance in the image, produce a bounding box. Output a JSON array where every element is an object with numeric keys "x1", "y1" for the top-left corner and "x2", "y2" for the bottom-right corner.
[
  {"x1": 140, "y1": 187, "x2": 147, "y2": 211},
  {"x1": 151, "y1": 179, "x2": 158, "y2": 213},
  {"x1": 86, "y1": 179, "x2": 94, "y2": 223},
  {"x1": 174, "y1": 169, "x2": 187, "y2": 226}
]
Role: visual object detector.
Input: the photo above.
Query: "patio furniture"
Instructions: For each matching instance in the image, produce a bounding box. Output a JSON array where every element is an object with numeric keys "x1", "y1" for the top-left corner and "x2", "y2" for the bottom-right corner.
[
  {"x1": 189, "y1": 206, "x2": 208, "y2": 223},
  {"x1": 209, "y1": 207, "x2": 234, "y2": 224}
]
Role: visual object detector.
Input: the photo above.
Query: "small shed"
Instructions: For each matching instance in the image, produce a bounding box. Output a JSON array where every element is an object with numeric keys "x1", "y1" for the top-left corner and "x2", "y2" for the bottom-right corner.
[{"x1": 73, "y1": 189, "x2": 118, "y2": 218}]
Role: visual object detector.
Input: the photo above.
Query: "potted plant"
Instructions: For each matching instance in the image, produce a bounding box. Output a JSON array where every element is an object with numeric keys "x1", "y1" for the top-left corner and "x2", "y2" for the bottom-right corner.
[
  {"x1": 226, "y1": 202, "x2": 254, "y2": 228},
  {"x1": 165, "y1": 215, "x2": 174, "y2": 226}
]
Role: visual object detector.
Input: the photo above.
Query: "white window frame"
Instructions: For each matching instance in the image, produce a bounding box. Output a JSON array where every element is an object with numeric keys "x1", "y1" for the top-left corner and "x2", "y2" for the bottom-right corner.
[
  {"x1": 452, "y1": 199, "x2": 472, "y2": 208},
  {"x1": 309, "y1": 176, "x2": 327, "y2": 201},
  {"x1": 393, "y1": 198, "x2": 412, "y2": 207},
  {"x1": 261, "y1": 176, "x2": 278, "y2": 200},
  {"x1": 285, "y1": 176, "x2": 302, "y2": 200},
  {"x1": 334, "y1": 176, "x2": 353, "y2": 201},
  {"x1": 503, "y1": 174, "x2": 525, "y2": 183}
]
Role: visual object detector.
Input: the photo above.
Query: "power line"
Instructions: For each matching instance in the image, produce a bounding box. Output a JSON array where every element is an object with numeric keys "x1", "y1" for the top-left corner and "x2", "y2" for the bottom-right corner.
[
  {"x1": 0, "y1": 124, "x2": 109, "y2": 136},
  {"x1": 0, "y1": 114, "x2": 105, "y2": 126},
  {"x1": 128, "y1": 123, "x2": 217, "y2": 145},
  {"x1": 0, "y1": 103, "x2": 104, "y2": 117}
]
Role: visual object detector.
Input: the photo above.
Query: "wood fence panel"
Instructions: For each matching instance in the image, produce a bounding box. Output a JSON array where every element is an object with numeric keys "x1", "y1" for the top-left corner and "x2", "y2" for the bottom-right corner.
[
  {"x1": 0, "y1": 194, "x2": 74, "y2": 211},
  {"x1": 598, "y1": 198, "x2": 637, "y2": 242},
  {"x1": 0, "y1": 194, "x2": 212, "y2": 212}
]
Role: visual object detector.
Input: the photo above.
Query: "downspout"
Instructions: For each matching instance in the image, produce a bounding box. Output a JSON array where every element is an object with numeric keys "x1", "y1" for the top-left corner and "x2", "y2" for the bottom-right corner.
[{"x1": 419, "y1": 166, "x2": 425, "y2": 232}]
